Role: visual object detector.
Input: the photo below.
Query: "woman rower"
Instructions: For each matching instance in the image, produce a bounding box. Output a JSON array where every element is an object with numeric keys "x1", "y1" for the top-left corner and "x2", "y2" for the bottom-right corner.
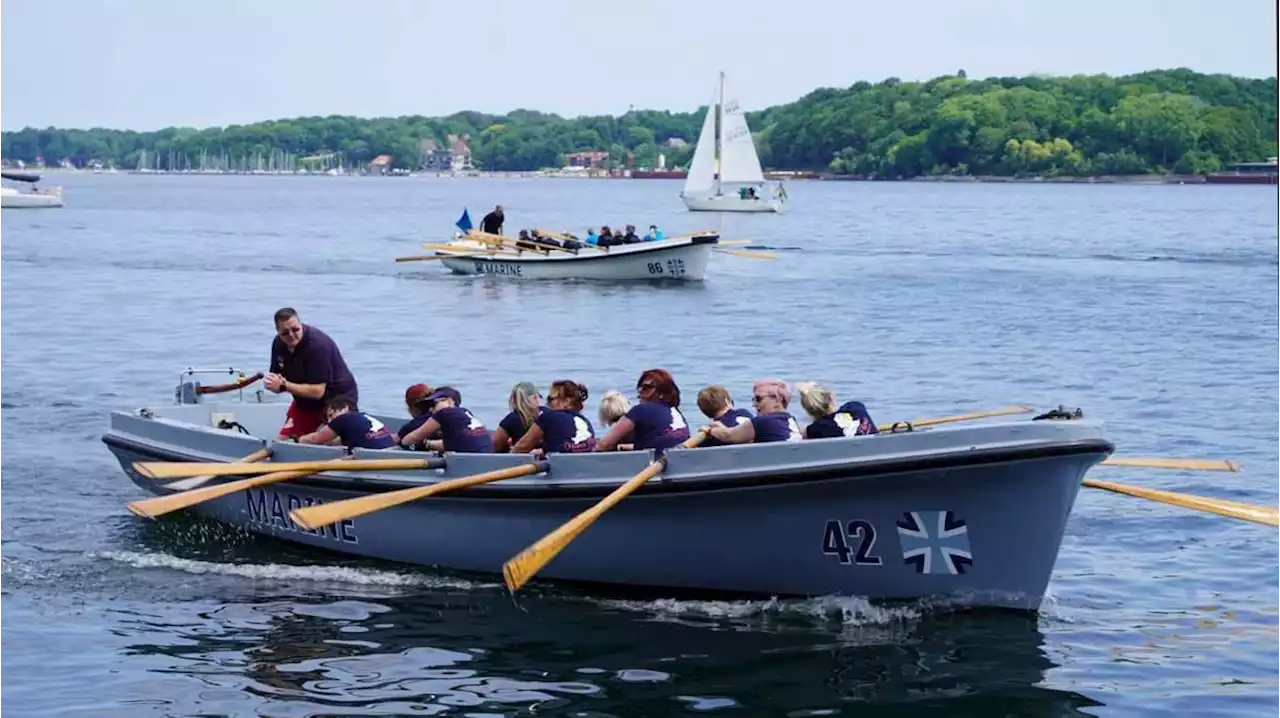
[
  {"x1": 510, "y1": 380, "x2": 597, "y2": 455},
  {"x1": 397, "y1": 386, "x2": 493, "y2": 453},
  {"x1": 492, "y1": 381, "x2": 543, "y2": 452},
  {"x1": 597, "y1": 390, "x2": 633, "y2": 451},
  {"x1": 596, "y1": 368, "x2": 691, "y2": 456},
  {"x1": 704, "y1": 378, "x2": 802, "y2": 444},
  {"x1": 397, "y1": 383, "x2": 434, "y2": 450},
  {"x1": 795, "y1": 381, "x2": 878, "y2": 438},
  {"x1": 298, "y1": 395, "x2": 397, "y2": 449}
]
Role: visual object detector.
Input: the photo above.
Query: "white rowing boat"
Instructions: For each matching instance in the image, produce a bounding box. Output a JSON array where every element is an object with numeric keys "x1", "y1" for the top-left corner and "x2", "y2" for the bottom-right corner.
[{"x1": 427, "y1": 232, "x2": 721, "y2": 281}]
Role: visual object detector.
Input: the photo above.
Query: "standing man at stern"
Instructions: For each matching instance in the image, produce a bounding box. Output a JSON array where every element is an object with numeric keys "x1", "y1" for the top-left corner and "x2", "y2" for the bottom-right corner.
[{"x1": 264, "y1": 307, "x2": 359, "y2": 440}]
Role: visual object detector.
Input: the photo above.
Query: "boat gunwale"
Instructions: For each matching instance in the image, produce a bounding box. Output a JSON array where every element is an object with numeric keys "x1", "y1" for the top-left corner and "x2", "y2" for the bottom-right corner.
[
  {"x1": 435, "y1": 234, "x2": 719, "y2": 264},
  {"x1": 103, "y1": 431, "x2": 1114, "y2": 500}
]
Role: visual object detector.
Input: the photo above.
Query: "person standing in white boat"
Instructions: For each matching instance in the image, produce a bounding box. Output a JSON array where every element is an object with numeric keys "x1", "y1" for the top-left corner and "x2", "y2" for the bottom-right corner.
[
  {"x1": 480, "y1": 205, "x2": 504, "y2": 235},
  {"x1": 263, "y1": 307, "x2": 359, "y2": 441}
]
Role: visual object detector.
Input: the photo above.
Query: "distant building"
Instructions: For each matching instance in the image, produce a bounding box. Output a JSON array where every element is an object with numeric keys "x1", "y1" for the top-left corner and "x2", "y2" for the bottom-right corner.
[
  {"x1": 665, "y1": 137, "x2": 688, "y2": 148},
  {"x1": 565, "y1": 151, "x2": 608, "y2": 170},
  {"x1": 369, "y1": 154, "x2": 393, "y2": 174},
  {"x1": 420, "y1": 135, "x2": 473, "y2": 172},
  {"x1": 447, "y1": 134, "x2": 473, "y2": 171}
]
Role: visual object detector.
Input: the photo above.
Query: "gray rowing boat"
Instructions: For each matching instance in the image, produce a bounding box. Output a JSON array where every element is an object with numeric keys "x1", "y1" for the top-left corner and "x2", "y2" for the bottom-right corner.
[{"x1": 101, "y1": 369, "x2": 1115, "y2": 610}]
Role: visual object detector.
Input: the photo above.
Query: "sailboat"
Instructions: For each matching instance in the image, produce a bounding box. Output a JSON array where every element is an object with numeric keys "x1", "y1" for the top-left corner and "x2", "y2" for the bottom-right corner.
[{"x1": 680, "y1": 71, "x2": 786, "y2": 213}]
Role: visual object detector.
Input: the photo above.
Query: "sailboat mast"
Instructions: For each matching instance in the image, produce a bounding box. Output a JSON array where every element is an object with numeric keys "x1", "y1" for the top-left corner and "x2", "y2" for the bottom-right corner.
[{"x1": 714, "y1": 70, "x2": 724, "y2": 196}]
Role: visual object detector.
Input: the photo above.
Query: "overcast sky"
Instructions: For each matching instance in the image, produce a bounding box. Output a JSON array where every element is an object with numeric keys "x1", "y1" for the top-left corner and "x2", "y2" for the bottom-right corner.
[{"x1": 2, "y1": 0, "x2": 1276, "y2": 131}]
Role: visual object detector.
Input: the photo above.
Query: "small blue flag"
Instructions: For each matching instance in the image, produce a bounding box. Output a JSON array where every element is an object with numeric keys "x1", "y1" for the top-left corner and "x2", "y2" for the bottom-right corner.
[{"x1": 456, "y1": 208, "x2": 473, "y2": 234}]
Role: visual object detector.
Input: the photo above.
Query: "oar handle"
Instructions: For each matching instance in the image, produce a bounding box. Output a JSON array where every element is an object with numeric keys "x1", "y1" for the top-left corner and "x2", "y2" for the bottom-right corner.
[{"x1": 196, "y1": 372, "x2": 264, "y2": 395}]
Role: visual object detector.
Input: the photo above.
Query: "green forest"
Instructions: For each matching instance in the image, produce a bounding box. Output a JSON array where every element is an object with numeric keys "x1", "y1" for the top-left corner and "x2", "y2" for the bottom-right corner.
[{"x1": 3, "y1": 68, "x2": 1275, "y2": 178}]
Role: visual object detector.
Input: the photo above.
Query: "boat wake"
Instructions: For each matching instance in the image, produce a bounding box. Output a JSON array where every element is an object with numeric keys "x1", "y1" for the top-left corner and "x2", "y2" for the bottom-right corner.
[
  {"x1": 589, "y1": 594, "x2": 924, "y2": 631},
  {"x1": 95, "y1": 550, "x2": 499, "y2": 591}
]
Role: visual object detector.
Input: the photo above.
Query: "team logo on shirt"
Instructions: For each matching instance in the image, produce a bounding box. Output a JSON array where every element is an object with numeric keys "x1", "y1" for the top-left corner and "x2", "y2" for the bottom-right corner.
[
  {"x1": 786, "y1": 416, "x2": 803, "y2": 441},
  {"x1": 835, "y1": 413, "x2": 872, "y2": 436},
  {"x1": 571, "y1": 416, "x2": 593, "y2": 444}
]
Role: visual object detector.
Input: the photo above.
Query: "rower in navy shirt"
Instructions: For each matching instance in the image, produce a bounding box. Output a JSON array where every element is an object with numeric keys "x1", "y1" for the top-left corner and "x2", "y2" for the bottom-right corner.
[
  {"x1": 511, "y1": 380, "x2": 597, "y2": 455},
  {"x1": 492, "y1": 381, "x2": 543, "y2": 452},
  {"x1": 398, "y1": 386, "x2": 493, "y2": 453},
  {"x1": 705, "y1": 378, "x2": 803, "y2": 444},
  {"x1": 796, "y1": 382, "x2": 878, "y2": 439},
  {"x1": 397, "y1": 383, "x2": 435, "y2": 450},
  {"x1": 695, "y1": 384, "x2": 754, "y2": 448},
  {"x1": 596, "y1": 369, "x2": 691, "y2": 456},
  {"x1": 297, "y1": 395, "x2": 397, "y2": 450}
]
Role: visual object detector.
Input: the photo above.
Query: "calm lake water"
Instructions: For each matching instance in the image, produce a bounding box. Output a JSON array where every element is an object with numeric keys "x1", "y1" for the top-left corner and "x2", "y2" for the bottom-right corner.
[{"x1": 2, "y1": 173, "x2": 1277, "y2": 717}]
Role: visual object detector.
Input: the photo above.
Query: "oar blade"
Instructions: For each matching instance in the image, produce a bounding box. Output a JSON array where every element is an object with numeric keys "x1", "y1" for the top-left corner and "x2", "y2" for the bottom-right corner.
[
  {"x1": 127, "y1": 468, "x2": 313, "y2": 519},
  {"x1": 714, "y1": 248, "x2": 777, "y2": 260},
  {"x1": 502, "y1": 463, "x2": 663, "y2": 593},
  {"x1": 1100, "y1": 457, "x2": 1239, "y2": 472},
  {"x1": 503, "y1": 432, "x2": 707, "y2": 593}
]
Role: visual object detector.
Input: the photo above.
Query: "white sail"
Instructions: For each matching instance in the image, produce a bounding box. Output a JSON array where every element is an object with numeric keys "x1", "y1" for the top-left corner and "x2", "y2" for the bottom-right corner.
[
  {"x1": 716, "y1": 75, "x2": 766, "y2": 185},
  {"x1": 683, "y1": 102, "x2": 719, "y2": 195}
]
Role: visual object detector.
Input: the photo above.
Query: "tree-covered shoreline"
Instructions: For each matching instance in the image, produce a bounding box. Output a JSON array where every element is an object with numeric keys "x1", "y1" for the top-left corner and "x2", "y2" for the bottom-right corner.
[{"x1": 3, "y1": 68, "x2": 1275, "y2": 178}]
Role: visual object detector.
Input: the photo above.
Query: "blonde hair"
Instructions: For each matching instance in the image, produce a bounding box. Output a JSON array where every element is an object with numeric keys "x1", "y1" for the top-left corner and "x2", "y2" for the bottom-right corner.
[
  {"x1": 796, "y1": 381, "x2": 835, "y2": 420},
  {"x1": 598, "y1": 390, "x2": 631, "y2": 426},
  {"x1": 508, "y1": 381, "x2": 541, "y2": 430}
]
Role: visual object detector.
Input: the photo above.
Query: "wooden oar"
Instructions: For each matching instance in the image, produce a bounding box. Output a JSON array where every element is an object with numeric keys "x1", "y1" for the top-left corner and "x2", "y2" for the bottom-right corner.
[
  {"x1": 1100, "y1": 457, "x2": 1238, "y2": 472},
  {"x1": 470, "y1": 230, "x2": 566, "y2": 255},
  {"x1": 162, "y1": 448, "x2": 271, "y2": 491},
  {"x1": 395, "y1": 251, "x2": 497, "y2": 263},
  {"x1": 884, "y1": 405, "x2": 1034, "y2": 431},
  {"x1": 502, "y1": 430, "x2": 710, "y2": 593},
  {"x1": 291, "y1": 460, "x2": 548, "y2": 529},
  {"x1": 714, "y1": 248, "x2": 776, "y2": 260},
  {"x1": 1083, "y1": 478, "x2": 1278, "y2": 527},
  {"x1": 134, "y1": 457, "x2": 440, "y2": 481},
  {"x1": 535, "y1": 229, "x2": 608, "y2": 251},
  {"x1": 128, "y1": 457, "x2": 355, "y2": 519}
]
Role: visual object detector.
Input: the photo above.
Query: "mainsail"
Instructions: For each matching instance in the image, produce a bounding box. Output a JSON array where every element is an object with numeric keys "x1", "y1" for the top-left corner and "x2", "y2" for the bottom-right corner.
[
  {"x1": 680, "y1": 72, "x2": 766, "y2": 198},
  {"x1": 716, "y1": 74, "x2": 766, "y2": 186}
]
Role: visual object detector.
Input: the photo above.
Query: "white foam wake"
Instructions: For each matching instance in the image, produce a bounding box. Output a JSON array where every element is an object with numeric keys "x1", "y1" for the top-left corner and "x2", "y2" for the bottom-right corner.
[
  {"x1": 95, "y1": 550, "x2": 500, "y2": 590},
  {"x1": 592, "y1": 593, "x2": 923, "y2": 628}
]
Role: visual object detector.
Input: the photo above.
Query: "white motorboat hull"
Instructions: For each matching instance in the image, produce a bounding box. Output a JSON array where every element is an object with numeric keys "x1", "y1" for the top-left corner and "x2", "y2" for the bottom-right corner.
[
  {"x1": 432, "y1": 235, "x2": 718, "y2": 281},
  {"x1": 1, "y1": 187, "x2": 63, "y2": 208},
  {"x1": 681, "y1": 192, "x2": 784, "y2": 213}
]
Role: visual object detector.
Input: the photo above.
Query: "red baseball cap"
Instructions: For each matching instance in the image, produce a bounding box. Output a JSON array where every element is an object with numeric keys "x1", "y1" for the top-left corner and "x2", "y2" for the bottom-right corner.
[{"x1": 404, "y1": 383, "x2": 432, "y2": 403}]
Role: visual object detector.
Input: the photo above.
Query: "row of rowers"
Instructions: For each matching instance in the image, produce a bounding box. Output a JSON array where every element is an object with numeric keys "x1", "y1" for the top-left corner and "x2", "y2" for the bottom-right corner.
[{"x1": 294, "y1": 371, "x2": 879, "y2": 456}]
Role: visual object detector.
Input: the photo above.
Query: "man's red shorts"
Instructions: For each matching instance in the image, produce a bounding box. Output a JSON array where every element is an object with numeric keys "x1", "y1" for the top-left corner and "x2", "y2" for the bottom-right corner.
[{"x1": 278, "y1": 401, "x2": 326, "y2": 440}]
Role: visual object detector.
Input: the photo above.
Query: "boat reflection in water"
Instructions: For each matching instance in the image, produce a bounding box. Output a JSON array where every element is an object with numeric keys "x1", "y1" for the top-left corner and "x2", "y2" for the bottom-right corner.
[{"x1": 111, "y1": 518, "x2": 1106, "y2": 717}]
